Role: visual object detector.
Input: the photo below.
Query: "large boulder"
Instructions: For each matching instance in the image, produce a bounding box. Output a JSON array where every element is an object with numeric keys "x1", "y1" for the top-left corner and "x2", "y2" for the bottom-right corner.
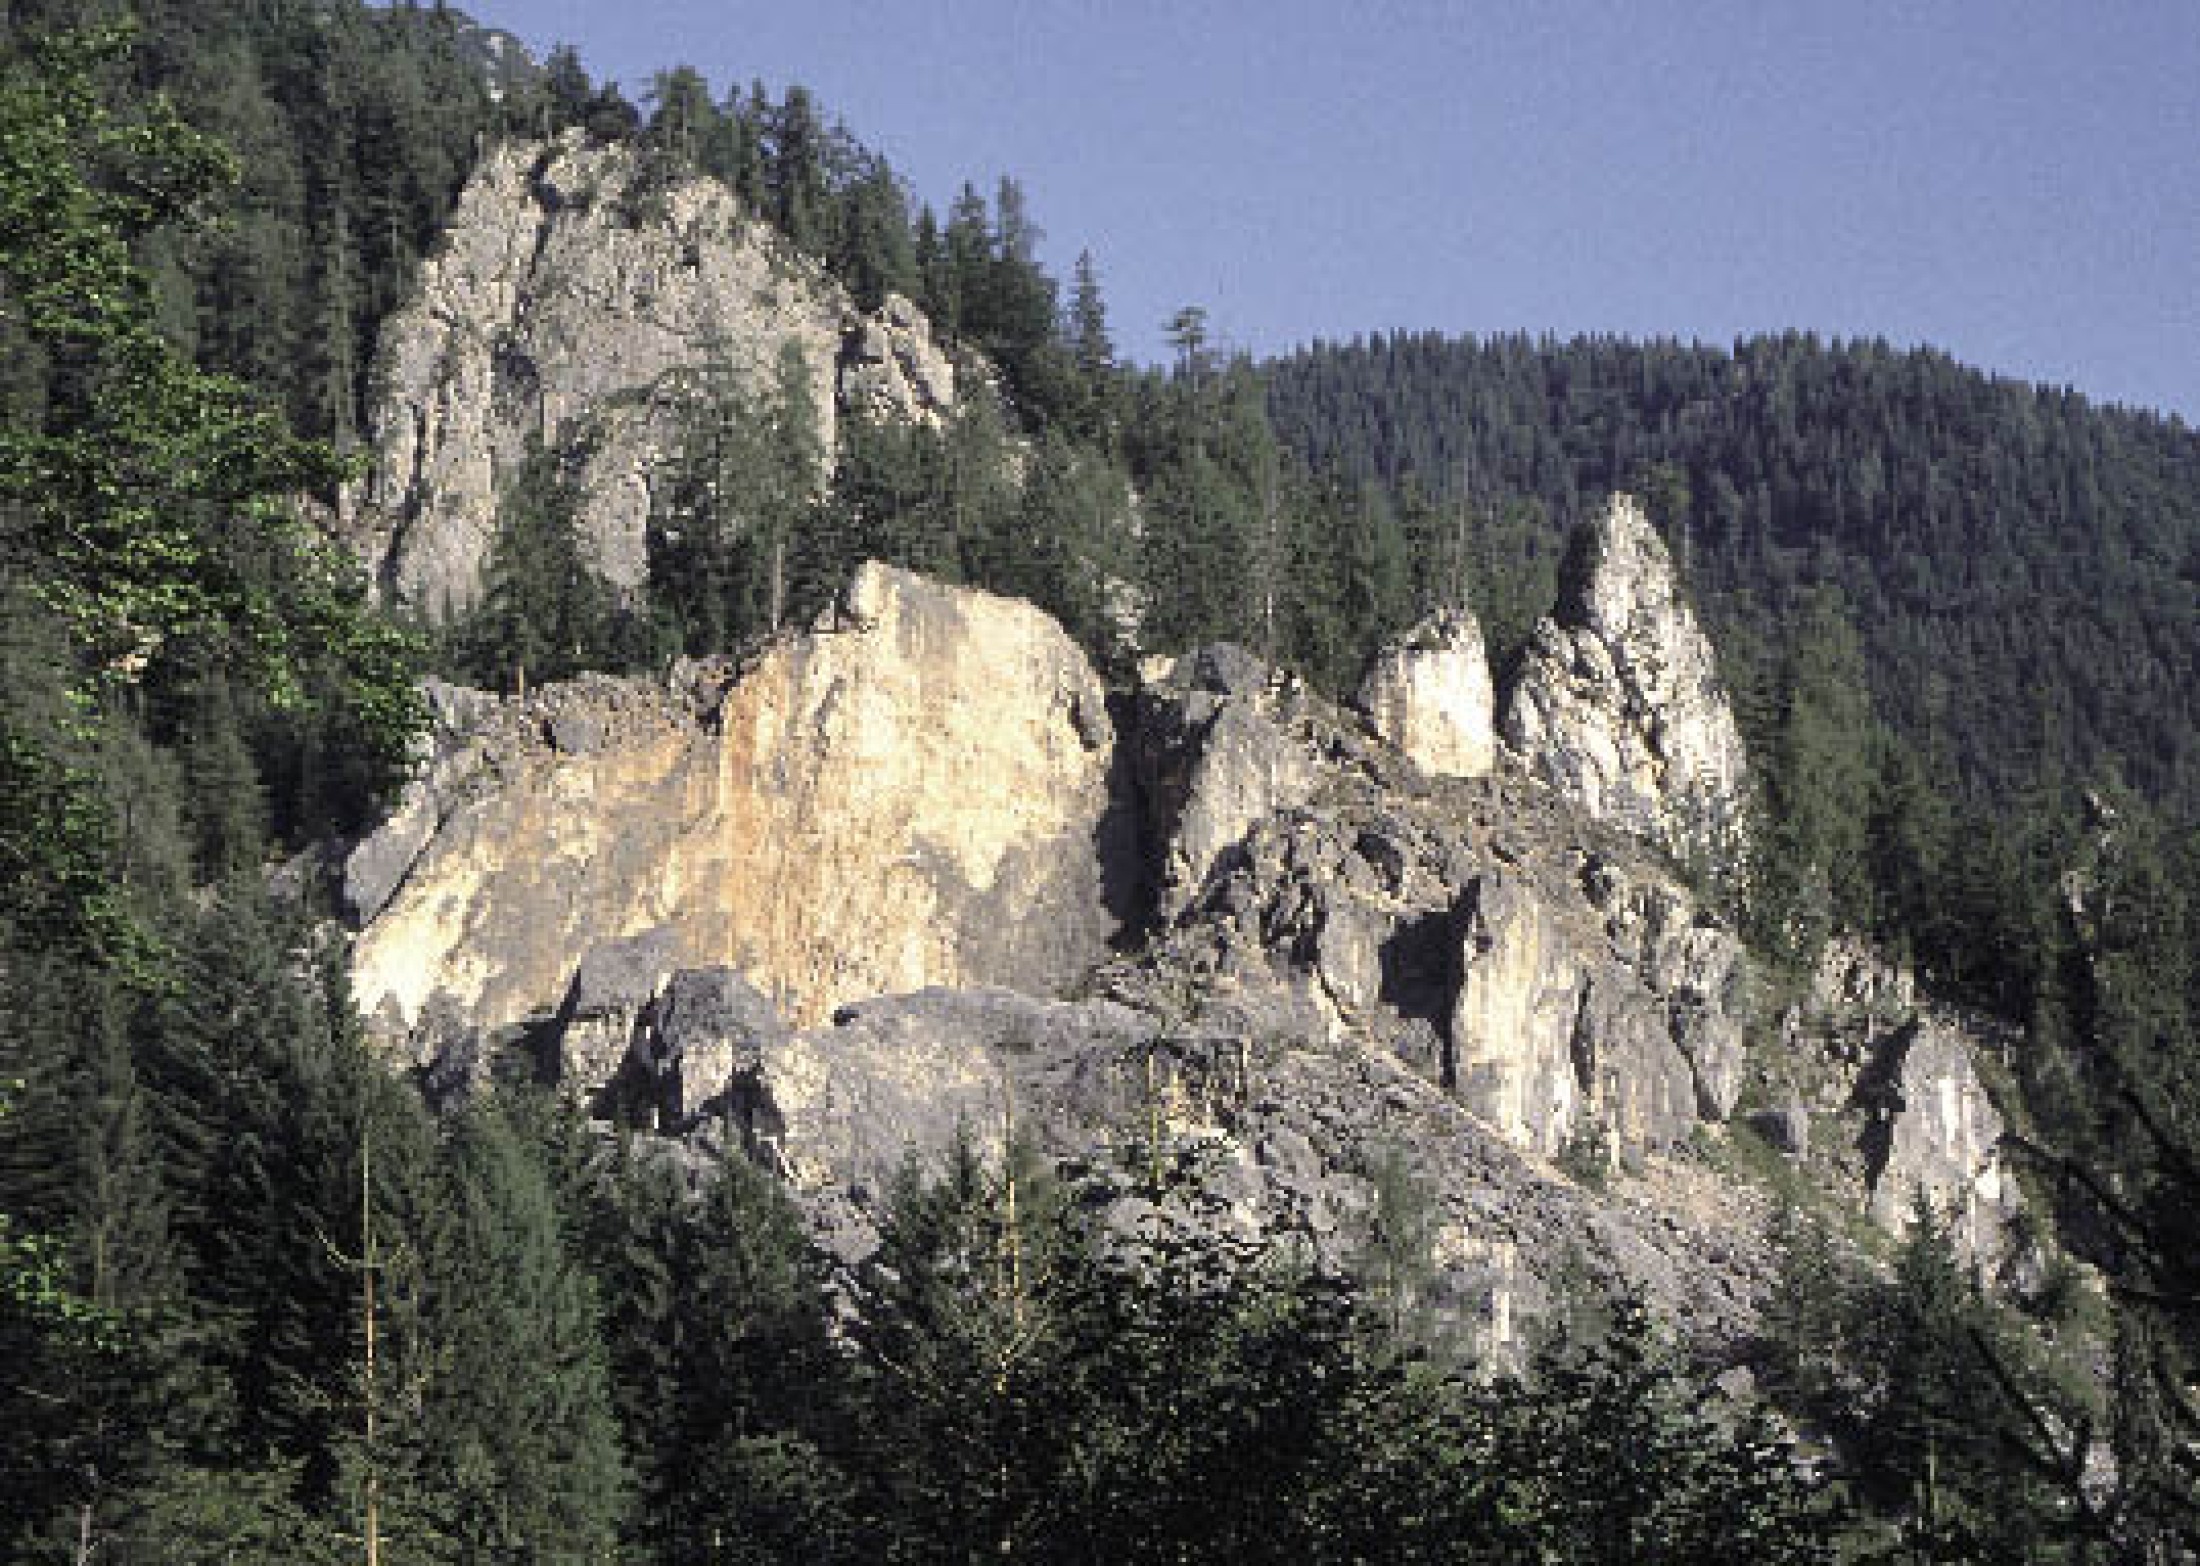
[
  {"x1": 644, "y1": 966, "x2": 789, "y2": 1127},
  {"x1": 552, "y1": 927, "x2": 682, "y2": 1104},
  {"x1": 1356, "y1": 608, "x2": 1496, "y2": 779},
  {"x1": 1450, "y1": 871, "x2": 1588, "y2": 1155},
  {"x1": 1500, "y1": 494, "x2": 1748, "y2": 855},
  {"x1": 347, "y1": 563, "x2": 1139, "y2": 1040},
  {"x1": 1857, "y1": 1019, "x2": 2019, "y2": 1263},
  {"x1": 342, "y1": 134, "x2": 957, "y2": 618},
  {"x1": 1774, "y1": 939, "x2": 2026, "y2": 1265}
]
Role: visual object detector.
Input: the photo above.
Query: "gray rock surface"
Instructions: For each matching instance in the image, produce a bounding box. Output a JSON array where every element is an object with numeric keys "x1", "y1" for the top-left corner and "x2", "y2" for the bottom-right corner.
[
  {"x1": 343, "y1": 134, "x2": 957, "y2": 618},
  {"x1": 1500, "y1": 493, "x2": 1748, "y2": 855},
  {"x1": 1776, "y1": 939, "x2": 2024, "y2": 1264},
  {"x1": 1858, "y1": 1019, "x2": 2017, "y2": 1263},
  {"x1": 645, "y1": 966, "x2": 789, "y2": 1126},
  {"x1": 669, "y1": 970, "x2": 1776, "y2": 1351},
  {"x1": 1131, "y1": 646, "x2": 1317, "y2": 920},
  {"x1": 1356, "y1": 608, "x2": 1497, "y2": 779},
  {"x1": 553, "y1": 927, "x2": 682, "y2": 1104},
  {"x1": 337, "y1": 563, "x2": 2032, "y2": 1348}
]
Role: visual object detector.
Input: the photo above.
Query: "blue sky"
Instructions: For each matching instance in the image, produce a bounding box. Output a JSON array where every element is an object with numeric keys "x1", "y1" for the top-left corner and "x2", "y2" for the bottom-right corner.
[{"x1": 468, "y1": 1, "x2": 2200, "y2": 421}]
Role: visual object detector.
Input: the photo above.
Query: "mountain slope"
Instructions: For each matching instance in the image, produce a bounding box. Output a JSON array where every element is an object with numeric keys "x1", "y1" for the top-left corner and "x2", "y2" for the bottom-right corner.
[{"x1": 1267, "y1": 330, "x2": 2200, "y2": 821}]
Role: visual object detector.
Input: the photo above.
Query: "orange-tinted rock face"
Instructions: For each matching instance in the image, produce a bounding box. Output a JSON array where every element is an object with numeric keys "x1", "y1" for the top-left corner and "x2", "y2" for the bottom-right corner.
[{"x1": 349, "y1": 564, "x2": 1134, "y2": 1038}]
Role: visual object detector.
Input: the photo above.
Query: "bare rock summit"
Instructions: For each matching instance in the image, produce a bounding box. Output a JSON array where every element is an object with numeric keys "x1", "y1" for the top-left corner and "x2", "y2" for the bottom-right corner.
[
  {"x1": 343, "y1": 134, "x2": 957, "y2": 619},
  {"x1": 1500, "y1": 493, "x2": 1748, "y2": 855}
]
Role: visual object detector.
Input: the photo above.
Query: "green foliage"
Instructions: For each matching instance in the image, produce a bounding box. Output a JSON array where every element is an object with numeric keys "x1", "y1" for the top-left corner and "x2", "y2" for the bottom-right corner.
[
  {"x1": 455, "y1": 431, "x2": 643, "y2": 689},
  {"x1": 0, "y1": 26, "x2": 359, "y2": 686},
  {"x1": 1758, "y1": 1192, "x2": 1852, "y2": 1426},
  {"x1": 412, "y1": 1098, "x2": 629, "y2": 1560},
  {"x1": 584, "y1": 1137, "x2": 858, "y2": 1564},
  {"x1": 1510, "y1": 1292, "x2": 1835, "y2": 1564},
  {"x1": 0, "y1": 18, "x2": 424, "y2": 960},
  {"x1": 1351, "y1": 1141, "x2": 1443, "y2": 1340},
  {"x1": 1754, "y1": 1195, "x2": 2109, "y2": 1561},
  {"x1": 1748, "y1": 585, "x2": 1884, "y2": 967},
  {"x1": 650, "y1": 343, "x2": 829, "y2": 654}
]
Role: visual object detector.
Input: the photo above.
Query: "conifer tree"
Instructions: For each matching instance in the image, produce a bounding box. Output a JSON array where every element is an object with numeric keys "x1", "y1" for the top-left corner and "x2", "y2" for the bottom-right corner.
[{"x1": 414, "y1": 1099, "x2": 628, "y2": 1561}]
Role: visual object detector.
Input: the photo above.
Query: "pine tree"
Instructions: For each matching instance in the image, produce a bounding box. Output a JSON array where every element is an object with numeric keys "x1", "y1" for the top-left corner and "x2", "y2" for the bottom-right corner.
[
  {"x1": 1067, "y1": 250, "x2": 1114, "y2": 381},
  {"x1": 414, "y1": 1099, "x2": 628, "y2": 1560},
  {"x1": 458, "y1": 432, "x2": 632, "y2": 691},
  {"x1": 1752, "y1": 585, "x2": 1882, "y2": 966}
]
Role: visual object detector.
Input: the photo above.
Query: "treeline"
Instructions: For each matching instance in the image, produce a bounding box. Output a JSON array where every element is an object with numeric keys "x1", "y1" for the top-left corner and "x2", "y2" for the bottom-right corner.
[
  {"x1": 3, "y1": 1000, "x2": 1844, "y2": 1562},
  {"x1": 1265, "y1": 332, "x2": 2200, "y2": 955}
]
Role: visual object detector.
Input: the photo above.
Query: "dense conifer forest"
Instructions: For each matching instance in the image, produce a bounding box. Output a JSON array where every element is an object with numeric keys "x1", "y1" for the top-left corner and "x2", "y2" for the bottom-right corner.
[{"x1": 3, "y1": 3, "x2": 2198, "y2": 1559}]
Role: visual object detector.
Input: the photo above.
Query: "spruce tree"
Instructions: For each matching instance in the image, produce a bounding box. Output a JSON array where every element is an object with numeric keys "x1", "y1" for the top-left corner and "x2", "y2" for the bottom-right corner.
[{"x1": 414, "y1": 1099, "x2": 628, "y2": 1561}]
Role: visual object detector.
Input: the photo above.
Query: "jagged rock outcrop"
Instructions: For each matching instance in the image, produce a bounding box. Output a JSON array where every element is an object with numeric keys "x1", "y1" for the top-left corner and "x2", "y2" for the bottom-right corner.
[
  {"x1": 1451, "y1": 871, "x2": 1590, "y2": 1153},
  {"x1": 1858, "y1": 1020, "x2": 2014, "y2": 1260},
  {"x1": 1356, "y1": 608, "x2": 1496, "y2": 779},
  {"x1": 341, "y1": 562, "x2": 2033, "y2": 1346},
  {"x1": 533, "y1": 963, "x2": 1774, "y2": 1339},
  {"x1": 1132, "y1": 643, "x2": 1749, "y2": 1163},
  {"x1": 552, "y1": 927, "x2": 682, "y2": 1102},
  {"x1": 347, "y1": 563, "x2": 1137, "y2": 1051},
  {"x1": 1130, "y1": 645, "x2": 1318, "y2": 920},
  {"x1": 343, "y1": 133, "x2": 956, "y2": 618},
  {"x1": 1772, "y1": 938, "x2": 2025, "y2": 1265},
  {"x1": 645, "y1": 966, "x2": 789, "y2": 1126},
  {"x1": 1500, "y1": 494, "x2": 1748, "y2": 852}
]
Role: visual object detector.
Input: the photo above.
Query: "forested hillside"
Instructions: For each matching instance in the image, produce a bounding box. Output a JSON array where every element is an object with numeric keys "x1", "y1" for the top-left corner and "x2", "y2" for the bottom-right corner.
[
  {"x1": 1270, "y1": 333, "x2": 2200, "y2": 1027},
  {"x1": 3, "y1": 4, "x2": 2198, "y2": 1560},
  {"x1": 1268, "y1": 331, "x2": 2200, "y2": 815}
]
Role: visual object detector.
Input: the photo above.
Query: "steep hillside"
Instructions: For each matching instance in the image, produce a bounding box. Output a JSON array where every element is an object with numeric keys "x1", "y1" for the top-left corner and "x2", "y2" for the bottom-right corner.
[
  {"x1": 346, "y1": 510, "x2": 2026, "y2": 1335},
  {"x1": 9, "y1": 12, "x2": 2190, "y2": 1556},
  {"x1": 345, "y1": 134, "x2": 959, "y2": 617}
]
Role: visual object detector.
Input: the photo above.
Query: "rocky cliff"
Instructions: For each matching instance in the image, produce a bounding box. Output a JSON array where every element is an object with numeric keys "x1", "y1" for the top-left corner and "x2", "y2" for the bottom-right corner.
[
  {"x1": 1354, "y1": 607, "x2": 1496, "y2": 781},
  {"x1": 349, "y1": 562, "x2": 1134, "y2": 1060},
  {"x1": 1500, "y1": 493, "x2": 1749, "y2": 854},
  {"x1": 343, "y1": 134, "x2": 957, "y2": 618},
  {"x1": 1772, "y1": 938, "x2": 2026, "y2": 1266},
  {"x1": 343, "y1": 549, "x2": 2028, "y2": 1339}
]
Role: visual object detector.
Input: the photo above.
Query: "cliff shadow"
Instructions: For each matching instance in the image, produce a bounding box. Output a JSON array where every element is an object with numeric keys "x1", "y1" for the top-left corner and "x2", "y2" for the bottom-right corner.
[
  {"x1": 1098, "y1": 689, "x2": 1158, "y2": 947},
  {"x1": 1380, "y1": 907, "x2": 1460, "y2": 1088}
]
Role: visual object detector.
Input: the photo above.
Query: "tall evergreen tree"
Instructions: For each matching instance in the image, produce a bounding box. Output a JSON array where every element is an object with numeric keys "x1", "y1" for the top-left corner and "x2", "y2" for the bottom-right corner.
[{"x1": 414, "y1": 1099, "x2": 628, "y2": 1561}]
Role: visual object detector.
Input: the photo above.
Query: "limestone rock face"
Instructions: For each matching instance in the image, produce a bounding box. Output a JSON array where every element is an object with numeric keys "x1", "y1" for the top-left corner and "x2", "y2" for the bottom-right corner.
[
  {"x1": 1500, "y1": 494, "x2": 1747, "y2": 851},
  {"x1": 344, "y1": 134, "x2": 956, "y2": 618},
  {"x1": 1131, "y1": 646, "x2": 1316, "y2": 921},
  {"x1": 1775, "y1": 939, "x2": 2025, "y2": 1265},
  {"x1": 336, "y1": 561, "x2": 2040, "y2": 1348},
  {"x1": 726, "y1": 989, "x2": 1151, "y2": 1201},
  {"x1": 1448, "y1": 869, "x2": 1709, "y2": 1158},
  {"x1": 688, "y1": 972, "x2": 1773, "y2": 1343},
  {"x1": 643, "y1": 966, "x2": 790, "y2": 1126},
  {"x1": 347, "y1": 563, "x2": 1134, "y2": 1042},
  {"x1": 1451, "y1": 872, "x2": 1587, "y2": 1154},
  {"x1": 1135, "y1": 667, "x2": 1750, "y2": 1163},
  {"x1": 1582, "y1": 862, "x2": 1749, "y2": 1120},
  {"x1": 1356, "y1": 609, "x2": 1496, "y2": 779},
  {"x1": 1860, "y1": 1021, "x2": 2013, "y2": 1260}
]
